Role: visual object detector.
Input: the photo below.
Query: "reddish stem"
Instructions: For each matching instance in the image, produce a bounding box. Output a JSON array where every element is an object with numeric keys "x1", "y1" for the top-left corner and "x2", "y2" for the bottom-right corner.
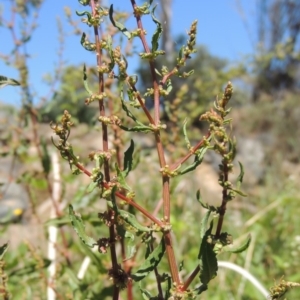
[
  {"x1": 130, "y1": 0, "x2": 180, "y2": 285},
  {"x1": 169, "y1": 132, "x2": 211, "y2": 172},
  {"x1": 90, "y1": 1, "x2": 119, "y2": 299}
]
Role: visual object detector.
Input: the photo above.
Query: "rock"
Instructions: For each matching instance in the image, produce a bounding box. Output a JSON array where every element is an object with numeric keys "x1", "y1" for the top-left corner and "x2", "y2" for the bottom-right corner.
[{"x1": 0, "y1": 180, "x2": 28, "y2": 223}]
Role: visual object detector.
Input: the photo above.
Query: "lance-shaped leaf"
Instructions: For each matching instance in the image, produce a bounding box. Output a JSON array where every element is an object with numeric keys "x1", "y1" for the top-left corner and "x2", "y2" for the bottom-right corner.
[
  {"x1": 123, "y1": 139, "x2": 134, "y2": 177},
  {"x1": 119, "y1": 124, "x2": 152, "y2": 133},
  {"x1": 41, "y1": 137, "x2": 51, "y2": 175},
  {"x1": 198, "y1": 222, "x2": 218, "y2": 288},
  {"x1": 166, "y1": 79, "x2": 173, "y2": 94},
  {"x1": 183, "y1": 119, "x2": 192, "y2": 149},
  {"x1": 138, "y1": 284, "x2": 153, "y2": 300},
  {"x1": 69, "y1": 205, "x2": 97, "y2": 248},
  {"x1": 0, "y1": 243, "x2": 8, "y2": 259},
  {"x1": 228, "y1": 138, "x2": 237, "y2": 161},
  {"x1": 9, "y1": 259, "x2": 51, "y2": 277},
  {"x1": 115, "y1": 140, "x2": 134, "y2": 190},
  {"x1": 196, "y1": 190, "x2": 219, "y2": 213},
  {"x1": 124, "y1": 231, "x2": 136, "y2": 261},
  {"x1": 200, "y1": 210, "x2": 211, "y2": 239},
  {"x1": 106, "y1": 35, "x2": 115, "y2": 70},
  {"x1": 151, "y1": 5, "x2": 162, "y2": 52},
  {"x1": 77, "y1": 240, "x2": 104, "y2": 271},
  {"x1": 230, "y1": 187, "x2": 247, "y2": 197},
  {"x1": 118, "y1": 209, "x2": 152, "y2": 232},
  {"x1": 109, "y1": 5, "x2": 132, "y2": 39},
  {"x1": 44, "y1": 216, "x2": 70, "y2": 227},
  {"x1": 131, "y1": 238, "x2": 165, "y2": 282},
  {"x1": 78, "y1": 0, "x2": 89, "y2": 6},
  {"x1": 115, "y1": 163, "x2": 132, "y2": 192},
  {"x1": 76, "y1": 10, "x2": 92, "y2": 23},
  {"x1": 178, "y1": 145, "x2": 209, "y2": 175},
  {"x1": 180, "y1": 69, "x2": 194, "y2": 78},
  {"x1": 223, "y1": 234, "x2": 251, "y2": 254},
  {"x1": 236, "y1": 161, "x2": 245, "y2": 190},
  {"x1": 120, "y1": 93, "x2": 150, "y2": 132},
  {"x1": 120, "y1": 93, "x2": 138, "y2": 122},
  {"x1": 178, "y1": 45, "x2": 185, "y2": 62},
  {"x1": 83, "y1": 64, "x2": 93, "y2": 95},
  {"x1": 0, "y1": 75, "x2": 20, "y2": 88},
  {"x1": 80, "y1": 32, "x2": 95, "y2": 51},
  {"x1": 86, "y1": 181, "x2": 98, "y2": 193}
]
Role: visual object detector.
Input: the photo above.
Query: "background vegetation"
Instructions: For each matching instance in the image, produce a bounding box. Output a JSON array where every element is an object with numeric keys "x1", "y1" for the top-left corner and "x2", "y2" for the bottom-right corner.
[{"x1": 0, "y1": 0, "x2": 300, "y2": 299}]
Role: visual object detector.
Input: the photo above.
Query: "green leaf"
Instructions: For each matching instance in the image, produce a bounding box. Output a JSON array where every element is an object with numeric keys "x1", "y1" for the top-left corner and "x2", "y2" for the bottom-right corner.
[
  {"x1": 0, "y1": 75, "x2": 20, "y2": 88},
  {"x1": 120, "y1": 93, "x2": 148, "y2": 129},
  {"x1": 106, "y1": 35, "x2": 115, "y2": 70},
  {"x1": 178, "y1": 45, "x2": 185, "y2": 61},
  {"x1": 228, "y1": 138, "x2": 237, "y2": 160},
  {"x1": 115, "y1": 163, "x2": 132, "y2": 192},
  {"x1": 114, "y1": 140, "x2": 134, "y2": 193},
  {"x1": 80, "y1": 32, "x2": 95, "y2": 51},
  {"x1": 236, "y1": 161, "x2": 245, "y2": 189},
  {"x1": 179, "y1": 261, "x2": 184, "y2": 271},
  {"x1": 118, "y1": 209, "x2": 152, "y2": 232},
  {"x1": 139, "y1": 284, "x2": 153, "y2": 300},
  {"x1": 151, "y1": 5, "x2": 162, "y2": 52},
  {"x1": 179, "y1": 145, "x2": 209, "y2": 175},
  {"x1": 119, "y1": 124, "x2": 152, "y2": 133},
  {"x1": 109, "y1": 5, "x2": 132, "y2": 39},
  {"x1": 86, "y1": 181, "x2": 98, "y2": 193},
  {"x1": 69, "y1": 205, "x2": 97, "y2": 248},
  {"x1": 166, "y1": 79, "x2": 173, "y2": 94},
  {"x1": 0, "y1": 243, "x2": 8, "y2": 259},
  {"x1": 9, "y1": 259, "x2": 51, "y2": 277},
  {"x1": 77, "y1": 241, "x2": 104, "y2": 271},
  {"x1": 181, "y1": 69, "x2": 194, "y2": 78},
  {"x1": 76, "y1": 10, "x2": 91, "y2": 18},
  {"x1": 83, "y1": 64, "x2": 93, "y2": 96},
  {"x1": 78, "y1": 0, "x2": 90, "y2": 5},
  {"x1": 200, "y1": 210, "x2": 211, "y2": 239},
  {"x1": 198, "y1": 222, "x2": 218, "y2": 288},
  {"x1": 183, "y1": 119, "x2": 191, "y2": 149},
  {"x1": 124, "y1": 231, "x2": 136, "y2": 261},
  {"x1": 123, "y1": 139, "x2": 134, "y2": 177},
  {"x1": 41, "y1": 137, "x2": 51, "y2": 175},
  {"x1": 196, "y1": 190, "x2": 219, "y2": 213},
  {"x1": 44, "y1": 216, "x2": 70, "y2": 227},
  {"x1": 224, "y1": 234, "x2": 251, "y2": 254},
  {"x1": 230, "y1": 188, "x2": 247, "y2": 197},
  {"x1": 131, "y1": 237, "x2": 165, "y2": 282}
]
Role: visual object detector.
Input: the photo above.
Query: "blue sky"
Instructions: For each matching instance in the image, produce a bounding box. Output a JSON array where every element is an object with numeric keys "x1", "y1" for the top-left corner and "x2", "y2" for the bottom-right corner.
[{"x1": 0, "y1": 0, "x2": 256, "y2": 106}]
